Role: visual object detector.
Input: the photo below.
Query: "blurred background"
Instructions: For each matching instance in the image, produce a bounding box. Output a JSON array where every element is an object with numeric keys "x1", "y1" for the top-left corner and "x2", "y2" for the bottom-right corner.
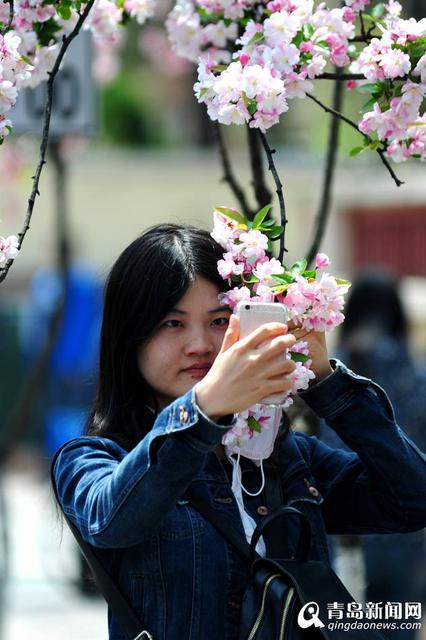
[{"x1": 0, "y1": 0, "x2": 425, "y2": 637}]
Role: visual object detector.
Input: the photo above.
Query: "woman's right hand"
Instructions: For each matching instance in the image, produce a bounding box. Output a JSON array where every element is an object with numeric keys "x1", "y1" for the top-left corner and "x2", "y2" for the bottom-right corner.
[{"x1": 195, "y1": 314, "x2": 296, "y2": 420}]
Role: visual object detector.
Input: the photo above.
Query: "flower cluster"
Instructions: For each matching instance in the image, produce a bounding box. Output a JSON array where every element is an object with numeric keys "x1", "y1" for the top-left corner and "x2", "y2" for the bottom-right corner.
[
  {"x1": 0, "y1": 234, "x2": 19, "y2": 265},
  {"x1": 167, "y1": 0, "x2": 426, "y2": 153},
  {"x1": 0, "y1": 0, "x2": 157, "y2": 145},
  {"x1": 349, "y1": 3, "x2": 426, "y2": 161},
  {"x1": 211, "y1": 204, "x2": 350, "y2": 436},
  {"x1": 0, "y1": 30, "x2": 33, "y2": 139}
]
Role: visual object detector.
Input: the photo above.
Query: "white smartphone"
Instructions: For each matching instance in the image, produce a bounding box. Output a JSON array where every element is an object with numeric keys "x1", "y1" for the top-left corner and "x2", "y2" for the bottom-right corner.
[{"x1": 235, "y1": 300, "x2": 289, "y2": 406}]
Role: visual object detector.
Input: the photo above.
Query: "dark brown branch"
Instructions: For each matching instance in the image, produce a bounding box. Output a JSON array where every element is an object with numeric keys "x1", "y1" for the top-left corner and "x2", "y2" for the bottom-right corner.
[
  {"x1": 246, "y1": 125, "x2": 272, "y2": 214},
  {"x1": 0, "y1": 0, "x2": 14, "y2": 35},
  {"x1": 214, "y1": 122, "x2": 253, "y2": 219},
  {"x1": 258, "y1": 131, "x2": 287, "y2": 262},
  {"x1": 306, "y1": 71, "x2": 344, "y2": 267},
  {"x1": 306, "y1": 92, "x2": 404, "y2": 188},
  {"x1": 0, "y1": 0, "x2": 96, "y2": 284},
  {"x1": 316, "y1": 73, "x2": 365, "y2": 80}
]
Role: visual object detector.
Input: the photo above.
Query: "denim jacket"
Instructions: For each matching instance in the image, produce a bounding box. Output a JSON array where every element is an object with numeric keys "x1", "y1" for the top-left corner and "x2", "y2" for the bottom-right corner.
[{"x1": 52, "y1": 361, "x2": 426, "y2": 640}]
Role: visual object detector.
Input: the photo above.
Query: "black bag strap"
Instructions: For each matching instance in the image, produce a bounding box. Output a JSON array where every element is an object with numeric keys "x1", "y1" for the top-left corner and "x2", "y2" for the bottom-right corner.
[
  {"x1": 50, "y1": 448, "x2": 151, "y2": 640},
  {"x1": 249, "y1": 506, "x2": 311, "y2": 561},
  {"x1": 186, "y1": 488, "x2": 312, "y2": 564}
]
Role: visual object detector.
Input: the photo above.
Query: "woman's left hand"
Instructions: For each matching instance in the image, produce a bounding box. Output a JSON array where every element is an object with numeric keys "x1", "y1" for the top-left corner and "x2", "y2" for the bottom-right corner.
[{"x1": 289, "y1": 323, "x2": 333, "y2": 383}]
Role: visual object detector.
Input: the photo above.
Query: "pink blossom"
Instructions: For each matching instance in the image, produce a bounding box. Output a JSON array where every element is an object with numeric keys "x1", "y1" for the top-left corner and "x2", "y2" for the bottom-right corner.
[
  {"x1": 124, "y1": 0, "x2": 155, "y2": 24},
  {"x1": 218, "y1": 286, "x2": 251, "y2": 308},
  {"x1": 379, "y1": 48, "x2": 411, "y2": 79},
  {"x1": 238, "y1": 229, "x2": 269, "y2": 259},
  {"x1": 217, "y1": 252, "x2": 245, "y2": 279},
  {"x1": 0, "y1": 235, "x2": 19, "y2": 264},
  {"x1": 252, "y1": 283, "x2": 275, "y2": 302},
  {"x1": 413, "y1": 55, "x2": 426, "y2": 84},
  {"x1": 315, "y1": 252, "x2": 331, "y2": 268},
  {"x1": 253, "y1": 256, "x2": 284, "y2": 283}
]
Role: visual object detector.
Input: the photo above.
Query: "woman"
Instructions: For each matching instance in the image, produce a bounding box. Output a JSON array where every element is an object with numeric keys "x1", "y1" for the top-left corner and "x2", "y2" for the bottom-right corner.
[{"x1": 52, "y1": 224, "x2": 426, "y2": 640}]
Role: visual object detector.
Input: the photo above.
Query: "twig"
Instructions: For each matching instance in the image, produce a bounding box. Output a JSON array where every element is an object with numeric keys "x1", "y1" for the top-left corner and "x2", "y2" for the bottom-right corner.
[
  {"x1": 246, "y1": 125, "x2": 272, "y2": 213},
  {"x1": 258, "y1": 131, "x2": 287, "y2": 261},
  {"x1": 306, "y1": 92, "x2": 404, "y2": 188},
  {"x1": 0, "y1": 0, "x2": 14, "y2": 35},
  {"x1": 0, "y1": 0, "x2": 96, "y2": 284},
  {"x1": 214, "y1": 122, "x2": 253, "y2": 219},
  {"x1": 306, "y1": 71, "x2": 344, "y2": 267},
  {"x1": 316, "y1": 73, "x2": 364, "y2": 80}
]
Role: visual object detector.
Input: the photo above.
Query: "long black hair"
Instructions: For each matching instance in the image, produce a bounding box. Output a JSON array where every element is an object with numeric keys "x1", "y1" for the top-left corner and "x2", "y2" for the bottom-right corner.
[
  {"x1": 340, "y1": 268, "x2": 407, "y2": 342},
  {"x1": 86, "y1": 223, "x2": 228, "y2": 449},
  {"x1": 339, "y1": 268, "x2": 408, "y2": 379}
]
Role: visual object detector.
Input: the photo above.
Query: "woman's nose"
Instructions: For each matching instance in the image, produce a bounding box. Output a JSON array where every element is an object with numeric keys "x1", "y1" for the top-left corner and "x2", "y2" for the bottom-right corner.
[{"x1": 184, "y1": 329, "x2": 215, "y2": 355}]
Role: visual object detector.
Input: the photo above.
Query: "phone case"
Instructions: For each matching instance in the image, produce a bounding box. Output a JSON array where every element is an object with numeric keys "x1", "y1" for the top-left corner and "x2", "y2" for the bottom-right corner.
[{"x1": 235, "y1": 301, "x2": 289, "y2": 406}]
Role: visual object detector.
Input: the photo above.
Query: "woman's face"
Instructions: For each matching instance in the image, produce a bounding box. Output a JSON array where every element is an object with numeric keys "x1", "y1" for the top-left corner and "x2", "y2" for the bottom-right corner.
[{"x1": 137, "y1": 276, "x2": 231, "y2": 410}]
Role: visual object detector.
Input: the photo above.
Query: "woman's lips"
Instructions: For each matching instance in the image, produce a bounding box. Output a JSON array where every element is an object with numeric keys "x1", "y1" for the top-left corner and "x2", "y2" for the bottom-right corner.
[{"x1": 182, "y1": 366, "x2": 211, "y2": 378}]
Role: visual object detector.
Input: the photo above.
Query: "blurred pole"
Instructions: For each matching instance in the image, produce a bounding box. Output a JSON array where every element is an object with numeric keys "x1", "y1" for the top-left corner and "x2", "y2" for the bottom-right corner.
[
  {"x1": 0, "y1": 474, "x2": 8, "y2": 640},
  {"x1": 49, "y1": 140, "x2": 72, "y2": 277}
]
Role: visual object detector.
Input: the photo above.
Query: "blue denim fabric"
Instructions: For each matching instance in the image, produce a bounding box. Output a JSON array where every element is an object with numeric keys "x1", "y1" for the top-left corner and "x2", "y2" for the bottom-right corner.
[{"x1": 52, "y1": 361, "x2": 426, "y2": 640}]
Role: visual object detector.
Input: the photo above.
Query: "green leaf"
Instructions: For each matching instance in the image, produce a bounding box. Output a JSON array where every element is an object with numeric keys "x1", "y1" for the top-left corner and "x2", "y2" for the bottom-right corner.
[
  {"x1": 247, "y1": 416, "x2": 262, "y2": 433},
  {"x1": 302, "y1": 269, "x2": 317, "y2": 279},
  {"x1": 292, "y1": 30, "x2": 304, "y2": 47},
  {"x1": 315, "y1": 40, "x2": 329, "y2": 51},
  {"x1": 211, "y1": 64, "x2": 228, "y2": 72},
  {"x1": 259, "y1": 219, "x2": 276, "y2": 228},
  {"x1": 289, "y1": 351, "x2": 310, "y2": 364},
  {"x1": 360, "y1": 97, "x2": 378, "y2": 114},
  {"x1": 335, "y1": 278, "x2": 351, "y2": 286},
  {"x1": 371, "y1": 3, "x2": 385, "y2": 19},
  {"x1": 247, "y1": 31, "x2": 265, "y2": 46},
  {"x1": 268, "y1": 225, "x2": 284, "y2": 239},
  {"x1": 244, "y1": 275, "x2": 260, "y2": 283},
  {"x1": 247, "y1": 99, "x2": 257, "y2": 115},
  {"x1": 357, "y1": 83, "x2": 379, "y2": 94},
  {"x1": 302, "y1": 23, "x2": 314, "y2": 39},
  {"x1": 57, "y1": 3, "x2": 71, "y2": 19},
  {"x1": 273, "y1": 272, "x2": 295, "y2": 284},
  {"x1": 252, "y1": 204, "x2": 273, "y2": 228},
  {"x1": 369, "y1": 140, "x2": 381, "y2": 150},
  {"x1": 289, "y1": 259, "x2": 307, "y2": 278},
  {"x1": 214, "y1": 207, "x2": 246, "y2": 225},
  {"x1": 349, "y1": 146, "x2": 367, "y2": 157},
  {"x1": 33, "y1": 18, "x2": 61, "y2": 46},
  {"x1": 198, "y1": 87, "x2": 209, "y2": 99}
]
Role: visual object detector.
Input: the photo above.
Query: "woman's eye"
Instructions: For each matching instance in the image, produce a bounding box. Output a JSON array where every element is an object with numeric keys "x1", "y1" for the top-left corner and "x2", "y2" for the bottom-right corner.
[
  {"x1": 212, "y1": 317, "x2": 229, "y2": 327},
  {"x1": 162, "y1": 319, "x2": 182, "y2": 328}
]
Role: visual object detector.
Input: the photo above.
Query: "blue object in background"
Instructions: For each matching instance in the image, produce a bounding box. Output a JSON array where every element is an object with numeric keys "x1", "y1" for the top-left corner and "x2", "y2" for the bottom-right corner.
[{"x1": 20, "y1": 263, "x2": 103, "y2": 454}]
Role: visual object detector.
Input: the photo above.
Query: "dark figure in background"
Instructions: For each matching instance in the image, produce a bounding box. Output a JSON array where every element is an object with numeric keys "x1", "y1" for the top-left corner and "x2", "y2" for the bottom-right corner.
[{"x1": 321, "y1": 269, "x2": 426, "y2": 640}]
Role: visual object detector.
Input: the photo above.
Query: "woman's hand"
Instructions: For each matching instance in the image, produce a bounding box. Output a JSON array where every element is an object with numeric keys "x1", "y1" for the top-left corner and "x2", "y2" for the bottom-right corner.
[
  {"x1": 289, "y1": 322, "x2": 333, "y2": 383},
  {"x1": 195, "y1": 315, "x2": 297, "y2": 420}
]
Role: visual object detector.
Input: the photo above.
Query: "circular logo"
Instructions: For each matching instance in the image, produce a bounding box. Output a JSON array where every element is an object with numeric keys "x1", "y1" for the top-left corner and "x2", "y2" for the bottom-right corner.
[{"x1": 297, "y1": 601, "x2": 325, "y2": 629}]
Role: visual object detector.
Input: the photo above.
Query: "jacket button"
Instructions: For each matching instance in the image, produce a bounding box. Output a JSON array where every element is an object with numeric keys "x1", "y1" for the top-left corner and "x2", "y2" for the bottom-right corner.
[
  {"x1": 308, "y1": 486, "x2": 319, "y2": 497},
  {"x1": 179, "y1": 406, "x2": 189, "y2": 423},
  {"x1": 257, "y1": 506, "x2": 269, "y2": 516}
]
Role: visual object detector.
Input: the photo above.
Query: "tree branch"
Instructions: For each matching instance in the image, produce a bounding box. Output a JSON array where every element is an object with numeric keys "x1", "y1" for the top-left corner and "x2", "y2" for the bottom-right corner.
[
  {"x1": 316, "y1": 72, "x2": 365, "y2": 80},
  {"x1": 246, "y1": 125, "x2": 272, "y2": 214},
  {"x1": 306, "y1": 92, "x2": 404, "y2": 188},
  {"x1": 306, "y1": 71, "x2": 344, "y2": 267},
  {"x1": 258, "y1": 131, "x2": 287, "y2": 262},
  {"x1": 214, "y1": 122, "x2": 253, "y2": 219},
  {"x1": 0, "y1": 0, "x2": 96, "y2": 284}
]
